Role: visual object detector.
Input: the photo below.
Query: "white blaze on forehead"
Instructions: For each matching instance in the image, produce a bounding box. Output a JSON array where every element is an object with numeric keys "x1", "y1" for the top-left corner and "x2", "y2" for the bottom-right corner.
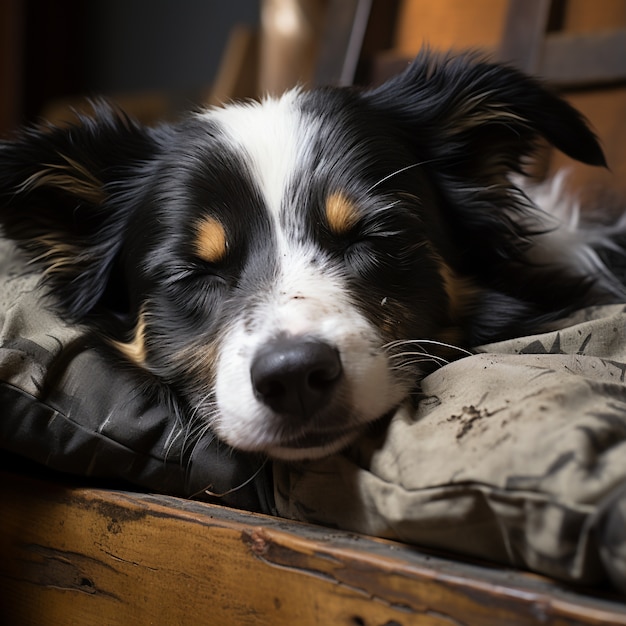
[
  {"x1": 201, "y1": 89, "x2": 313, "y2": 221},
  {"x1": 198, "y1": 93, "x2": 409, "y2": 457}
]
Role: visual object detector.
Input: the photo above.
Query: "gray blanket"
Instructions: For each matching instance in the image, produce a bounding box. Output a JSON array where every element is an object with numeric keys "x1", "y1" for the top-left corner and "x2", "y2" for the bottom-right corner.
[{"x1": 275, "y1": 305, "x2": 626, "y2": 591}]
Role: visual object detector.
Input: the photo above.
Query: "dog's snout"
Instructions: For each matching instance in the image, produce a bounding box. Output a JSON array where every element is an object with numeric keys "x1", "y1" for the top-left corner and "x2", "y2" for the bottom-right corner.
[{"x1": 251, "y1": 337, "x2": 342, "y2": 418}]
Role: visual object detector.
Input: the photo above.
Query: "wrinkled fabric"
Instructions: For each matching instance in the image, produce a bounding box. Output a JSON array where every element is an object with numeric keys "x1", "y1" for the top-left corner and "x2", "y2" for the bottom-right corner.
[{"x1": 275, "y1": 304, "x2": 626, "y2": 592}]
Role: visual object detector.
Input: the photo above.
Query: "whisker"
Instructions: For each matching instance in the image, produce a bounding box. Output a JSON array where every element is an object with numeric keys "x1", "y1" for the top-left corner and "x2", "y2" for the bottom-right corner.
[
  {"x1": 163, "y1": 425, "x2": 183, "y2": 462},
  {"x1": 366, "y1": 160, "x2": 437, "y2": 194},
  {"x1": 178, "y1": 389, "x2": 218, "y2": 460},
  {"x1": 189, "y1": 458, "x2": 269, "y2": 501},
  {"x1": 182, "y1": 420, "x2": 218, "y2": 477},
  {"x1": 159, "y1": 394, "x2": 192, "y2": 462},
  {"x1": 383, "y1": 338, "x2": 474, "y2": 357},
  {"x1": 389, "y1": 352, "x2": 450, "y2": 366}
]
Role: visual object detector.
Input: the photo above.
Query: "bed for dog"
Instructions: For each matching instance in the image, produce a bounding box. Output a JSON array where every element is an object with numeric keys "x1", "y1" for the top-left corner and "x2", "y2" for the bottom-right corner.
[{"x1": 2, "y1": 242, "x2": 626, "y2": 623}]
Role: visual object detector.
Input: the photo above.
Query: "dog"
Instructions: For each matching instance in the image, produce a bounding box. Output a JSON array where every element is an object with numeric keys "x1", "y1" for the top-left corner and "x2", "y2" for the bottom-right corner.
[{"x1": 0, "y1": 51, "x2": 624, "y2": 461}]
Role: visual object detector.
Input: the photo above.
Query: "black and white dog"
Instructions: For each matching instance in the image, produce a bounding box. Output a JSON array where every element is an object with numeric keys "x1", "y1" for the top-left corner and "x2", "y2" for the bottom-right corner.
[{"x1": 0, "y1": 51, "x2": 624, "y2": 460}]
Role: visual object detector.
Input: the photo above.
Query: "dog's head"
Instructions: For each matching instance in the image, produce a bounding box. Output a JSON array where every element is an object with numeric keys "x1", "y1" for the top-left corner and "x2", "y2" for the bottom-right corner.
[{"x1": 0, "y1": 52, "x2": 606, "y2": 459}]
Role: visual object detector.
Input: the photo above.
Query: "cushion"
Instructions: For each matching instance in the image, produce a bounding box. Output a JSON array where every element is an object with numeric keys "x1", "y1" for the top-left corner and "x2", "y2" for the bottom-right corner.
[{"x1": 274, "y1": 304, "x2": 626, "y2": 592}]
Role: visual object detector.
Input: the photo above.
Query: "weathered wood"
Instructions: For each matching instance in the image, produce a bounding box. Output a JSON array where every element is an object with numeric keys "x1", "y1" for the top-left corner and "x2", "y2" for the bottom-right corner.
[{"x1": 1, "y1": 470, "x2": 625, "y2": 625}]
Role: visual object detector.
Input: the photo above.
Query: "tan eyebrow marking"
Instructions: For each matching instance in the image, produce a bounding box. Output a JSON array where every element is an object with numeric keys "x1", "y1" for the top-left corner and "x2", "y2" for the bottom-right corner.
[
  {"x1": 112, "y1": 313, "x2": 147, "y2": 366},
  {"x1": 195, "y1": 217, "x2": 228, "y2": 263},
  {"x1": 325, "y1": 192, "x2": 360, "y2": 235}
]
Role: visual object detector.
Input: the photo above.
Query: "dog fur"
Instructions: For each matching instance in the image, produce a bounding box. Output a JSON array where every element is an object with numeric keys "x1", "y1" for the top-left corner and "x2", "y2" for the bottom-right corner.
[{"x1": 0, "y1": 51, "x2": 624, "y2": 460}]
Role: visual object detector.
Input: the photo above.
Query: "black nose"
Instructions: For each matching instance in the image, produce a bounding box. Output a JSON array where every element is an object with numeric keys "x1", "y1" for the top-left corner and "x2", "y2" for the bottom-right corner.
[{"x1": 251, "y1": 337, "x2": 342, "y2": 419}]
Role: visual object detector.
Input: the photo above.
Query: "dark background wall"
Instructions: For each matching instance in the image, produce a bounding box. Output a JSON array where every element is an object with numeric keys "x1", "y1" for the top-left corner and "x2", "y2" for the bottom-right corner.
[
  {"x1": 83, "y1": 1, "x2": 259, "y2": 94},
  {"x1": 15, "y1": 0, "x2": 259, "y2": 124}
]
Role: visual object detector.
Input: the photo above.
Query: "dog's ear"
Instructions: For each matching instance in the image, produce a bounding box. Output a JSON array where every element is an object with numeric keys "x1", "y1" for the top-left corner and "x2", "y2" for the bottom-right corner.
[
  {"x1": 0, "y1": 103, "x2": 160, "y2": 319},
  {"x1": 363, "y1": 51, "x2": 606, "y2": 176}
]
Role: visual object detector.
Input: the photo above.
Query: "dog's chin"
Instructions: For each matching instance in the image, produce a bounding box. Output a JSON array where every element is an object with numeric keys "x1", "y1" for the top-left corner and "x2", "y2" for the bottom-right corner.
[
  {"x1": 263, "y1": 430, "x2": 362, "y2": 461},
  {"x1": 233, "y1": 408, "x2": 399, "y2": 461},
  {"x1": 262, "y1": 427, "x2": 366, "y2": 461},
  {"x1": 214, "y1": 416, "x2": 371, "y2": 462}
]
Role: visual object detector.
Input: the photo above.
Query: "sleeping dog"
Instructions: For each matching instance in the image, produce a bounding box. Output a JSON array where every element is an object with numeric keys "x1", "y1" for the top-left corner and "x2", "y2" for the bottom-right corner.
[{"x1": 0, "y1": 51, "x2": 624, "y2": 460}]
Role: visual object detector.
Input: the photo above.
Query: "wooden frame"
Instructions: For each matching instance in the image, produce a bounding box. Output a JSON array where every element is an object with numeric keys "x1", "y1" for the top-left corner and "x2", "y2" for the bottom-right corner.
[
  {"x1": 498, "y1": 0, "x2": 626, "y2": 86},
  {"x1": 2, "y1": 470, "x2": 625, "y2": 625}
]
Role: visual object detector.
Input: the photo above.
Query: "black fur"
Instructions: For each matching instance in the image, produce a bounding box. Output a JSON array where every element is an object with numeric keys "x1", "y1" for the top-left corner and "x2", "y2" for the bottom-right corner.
[{"x1": 0, "y1": 52, "x2": 622, "y2": 457}]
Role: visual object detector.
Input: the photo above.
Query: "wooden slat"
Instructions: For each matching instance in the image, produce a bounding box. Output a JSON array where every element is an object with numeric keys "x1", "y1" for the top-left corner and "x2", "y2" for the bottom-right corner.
[
  {"x1": 562, "y1": 0, "x2": 626, "y2": 33},
  {"x1": 539, "y1": 28, "x2": 626, "y2": 87},
  {"x1": 1, "y1": 471, "x2": 625, "y2": 625},
  {"x1": 497, "y1": 0, "x2": 552, "y2": 72},
  {"x1": 314, "y1": 0, "x2": 373, "y2": 86},
  {"x1": 206, "y1": 24, "x2": 259, "y2": 105},
  {"x1": 393, "y1": 0, "x2": 508, "y2": 58},
  {"x1": 258, "y1": 0, "x2": 329, "y2": 95}
]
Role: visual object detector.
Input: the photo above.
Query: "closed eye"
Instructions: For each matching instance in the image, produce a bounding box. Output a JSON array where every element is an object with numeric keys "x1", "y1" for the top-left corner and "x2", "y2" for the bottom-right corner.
[
  {"x1": 342, "y1": 214, "x2": 428, "y2": 278},
  {"x1": 161, "y1": 262, "x2": 231, "y2": 317},
  {"x1": 165, "y1": 261, "x2": 229, "y2": 287}
]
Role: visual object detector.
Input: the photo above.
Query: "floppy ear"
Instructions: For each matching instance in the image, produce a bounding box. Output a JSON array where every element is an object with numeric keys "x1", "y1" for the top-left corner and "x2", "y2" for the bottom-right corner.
[
  {"x1": 364, "y1": 51, "x2": 606, "y2": 178},
  {"x1": 0, "y1": 104, "x2": 160, "y2": 319}
]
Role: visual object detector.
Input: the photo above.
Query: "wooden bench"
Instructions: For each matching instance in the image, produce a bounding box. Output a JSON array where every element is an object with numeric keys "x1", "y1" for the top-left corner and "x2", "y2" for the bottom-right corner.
[{"x1": 2, "y1": 469, "x2": 625, "y2": 625}]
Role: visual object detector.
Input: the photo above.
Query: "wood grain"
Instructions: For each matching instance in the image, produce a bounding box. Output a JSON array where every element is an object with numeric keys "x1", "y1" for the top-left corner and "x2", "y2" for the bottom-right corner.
[{"x1": 1, "y1": 471, "x2": 625, "y2": 625}]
